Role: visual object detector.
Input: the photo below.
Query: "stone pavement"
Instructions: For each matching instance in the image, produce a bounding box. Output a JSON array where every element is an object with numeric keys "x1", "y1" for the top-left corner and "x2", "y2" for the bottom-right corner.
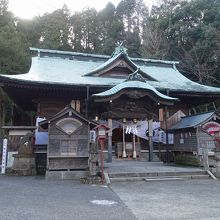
[
  {"x1": 0, "y1": 175, "x2": 135, "y2": 220},
  {"x1": 105, "y1": 160, "x2": 203, "y2": 174},
  {"x1": 1, "y1": 172, "x2": 220, "y2": 220}
]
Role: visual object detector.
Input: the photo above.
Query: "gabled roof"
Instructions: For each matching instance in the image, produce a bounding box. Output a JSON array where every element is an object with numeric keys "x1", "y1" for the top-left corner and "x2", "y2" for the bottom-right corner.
[
  {"x1": 84, "y1": 45, "x2": 156, "y2": 81},
  {"x1": 169, "y1": 112, "x2": 220, "y2": 130},
  {"x1": 39, "y1": 106, "x2": 97, "y2": 129},
  {"x1": 92, "y1": 69, "x2": 178, "y2": 105}
]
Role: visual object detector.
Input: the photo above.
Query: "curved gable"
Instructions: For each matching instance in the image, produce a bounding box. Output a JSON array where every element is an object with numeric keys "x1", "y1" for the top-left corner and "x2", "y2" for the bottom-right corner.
[{"x1": 84, "y1": 46, "x2": 157, "y2": 81}]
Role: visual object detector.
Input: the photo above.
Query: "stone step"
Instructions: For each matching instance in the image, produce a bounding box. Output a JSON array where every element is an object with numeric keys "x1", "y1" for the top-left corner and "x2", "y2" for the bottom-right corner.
[
  {"x1": 108, "y1": 170, "x2": 207, "y2": 178},
  {"x1": 145, "y1": 174, "x2": 210, "y2": 181},
  {"x1": 153, "y1": 153, "x2": 161, "y2": 162},
  {"x1": 109, "y1": 174, "x2": 210, "y2": 182},
  {"x1": 145, "y1": 177, "x2": 184, "y2": 181}
]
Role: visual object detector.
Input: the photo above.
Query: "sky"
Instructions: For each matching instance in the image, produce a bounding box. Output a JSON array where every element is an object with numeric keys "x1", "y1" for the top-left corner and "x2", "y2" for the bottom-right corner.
[{"x1": 8, "y1": 0, "x2": 158, "y2": 19}]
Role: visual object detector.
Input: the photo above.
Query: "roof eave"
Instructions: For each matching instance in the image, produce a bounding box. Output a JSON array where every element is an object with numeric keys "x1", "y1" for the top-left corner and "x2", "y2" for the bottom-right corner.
[{"x1": 92, "y1": 87, "x2": 178, "y2": 106}]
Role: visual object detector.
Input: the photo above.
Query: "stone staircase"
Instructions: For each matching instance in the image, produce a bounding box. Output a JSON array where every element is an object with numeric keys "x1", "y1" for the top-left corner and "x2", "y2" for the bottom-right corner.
[
  {"x1": 153, "y1": 153, "x2": 161, "y2": 162},
  {"x1": 107, "y1": 170, "x2": 211, "y2": 183}
]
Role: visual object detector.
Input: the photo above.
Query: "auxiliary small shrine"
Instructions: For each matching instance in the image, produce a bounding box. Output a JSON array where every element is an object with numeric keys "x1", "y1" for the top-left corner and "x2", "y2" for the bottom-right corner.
[
  {"x1": 39, "y1": 106, "x2": 97, "y2": 179},
  {"x1": 169, "y1": 112, "x2": 220, "y2": 165}
]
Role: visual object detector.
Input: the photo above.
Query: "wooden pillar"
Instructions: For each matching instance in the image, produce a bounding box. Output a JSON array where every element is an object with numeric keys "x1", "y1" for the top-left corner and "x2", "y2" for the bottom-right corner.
[
  {"x1": 2, "y1": 101, "x2": 5, "y2": 126},
  {"x1": 86, "y1": 86, "x2": 89, "y2": 118},
  {"x1": 0, "y1": 101, "x2": 3, "y2": 137},
  {"x1": 37, "y1": 102, "x2": 41, "y2": 116},
  {"x1": 10, "y1": 103, "x2": 14, "y2": 126},
  {"x1": 133, "y1": 133, "x2": 136, "y2": 159},
  {"x1": 164, "y1": 106, "x2": 169, "y2": 163},
  {"x1": 107, "y1": 118, "x2": 112, "y2": 163},
  {"x1": 122, "y1": 124, "x2": 126, "y2": 158},
  {"x1": 148, "y1": 119, "x2": 153, "y2": 161}
]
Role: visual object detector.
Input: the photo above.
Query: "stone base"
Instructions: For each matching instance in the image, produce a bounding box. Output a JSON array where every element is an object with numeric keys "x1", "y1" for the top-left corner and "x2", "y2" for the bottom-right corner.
[
  {"x1": 81, "y1": 175, "x2": 101, "y2": 184},
  {"x1": 11, "y1": 156, "x2": 36, "y2": 176},
  {"x1": 215, "y1": 161, "x2": 220, "y2": 177},
  {"x1": 45, "y1": 170, "x2": 89, "y2": 180}
]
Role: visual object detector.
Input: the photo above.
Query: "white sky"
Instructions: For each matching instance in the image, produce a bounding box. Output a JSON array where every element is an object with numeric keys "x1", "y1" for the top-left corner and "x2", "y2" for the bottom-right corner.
[{"x1": 8, "y1": 0, "x2": 158, "y2": 19}]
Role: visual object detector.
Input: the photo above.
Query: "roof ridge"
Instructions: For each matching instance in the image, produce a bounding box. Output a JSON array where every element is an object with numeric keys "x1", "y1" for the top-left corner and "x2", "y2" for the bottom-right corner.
[
  {"x1": 30, "y1": 47, "x2": 179, "y2": 65},
  {"x1": 181, "y1": 111, "x2": 215, "y2": 119},
  {"x1": 30, "y1": 47, "x2": 110, "y2": 59}
]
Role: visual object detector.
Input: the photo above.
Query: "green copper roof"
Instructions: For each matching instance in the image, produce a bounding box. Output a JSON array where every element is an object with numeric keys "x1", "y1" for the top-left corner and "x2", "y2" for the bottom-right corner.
[
  {"x1": 92, "y1": 70, "x2": 178, "y2": 105},
  {"x1": 0, "y1": 47, "x2": 220, "y2": 95},
  {"x1": 83, "y1": 48, "x2": 156, "y2": 81}
]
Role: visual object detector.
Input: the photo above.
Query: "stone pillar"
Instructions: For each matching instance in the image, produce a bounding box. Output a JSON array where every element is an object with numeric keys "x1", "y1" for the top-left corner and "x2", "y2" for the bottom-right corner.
[
  {"x1": 148, "y1": 119, "x2": 153, "y2": 162},
  {"x1": 214, "y1": 139, "x2": 220, "y2": 177},
  {"x1": 89, "y1": 142, "x2": 98, "y2": 176},
  {"x1": 107, "y1": 118, "x2": 112, "y2": 163}
]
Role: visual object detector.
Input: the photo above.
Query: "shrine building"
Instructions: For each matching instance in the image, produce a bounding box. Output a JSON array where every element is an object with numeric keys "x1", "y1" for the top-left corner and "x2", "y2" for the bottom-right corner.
[{"x1": 1, "y1": 45, "x2": 220, "y2": 177}]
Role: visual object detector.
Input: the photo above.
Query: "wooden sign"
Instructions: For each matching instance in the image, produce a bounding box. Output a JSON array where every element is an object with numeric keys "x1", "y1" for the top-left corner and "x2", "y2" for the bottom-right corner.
[
  {"x1": 1, "y1": 138, "x2": 8, "y2": 174},
  {"x1": 89, "y1": 130, "x2": 96, "y2": 143}
]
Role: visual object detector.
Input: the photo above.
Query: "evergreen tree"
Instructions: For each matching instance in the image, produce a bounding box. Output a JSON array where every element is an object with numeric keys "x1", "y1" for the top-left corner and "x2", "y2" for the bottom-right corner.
[
  {"x1": 97, "y1": 2, "x2": 123, "y2": 54},
  {"x1": 70, "y1": 12, "x2": 84, "y2": 52},
  {"x1": 167, "y1": 0, "x2": 220, "y2": 85},
  {"x1": 0, "y1": 0, "x2": 30, "y2": 75},
  {"x1": 16, "y1": 16, "x2": 42, "y2": 47},
  {"x1": 39, "y1": 4, "x2": 71, "y2": 50}
]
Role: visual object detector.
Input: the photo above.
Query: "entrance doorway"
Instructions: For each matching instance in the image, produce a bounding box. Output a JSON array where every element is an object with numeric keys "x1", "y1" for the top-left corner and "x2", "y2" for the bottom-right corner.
[{"x1": 112, "y1": 126, "x2": 140, "y2": 159}]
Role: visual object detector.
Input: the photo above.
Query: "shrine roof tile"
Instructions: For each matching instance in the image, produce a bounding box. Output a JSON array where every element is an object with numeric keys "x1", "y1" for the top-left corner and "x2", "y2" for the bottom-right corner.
[
  {"x1": 92, "y1": 80, "x2": 178, "y2": 102},
  {"x1": 169, "y1": 112, "x2": 218, "y2": 130},
  {"x1": 0, "y1": 48, "x2": 220, "y2": 94}
]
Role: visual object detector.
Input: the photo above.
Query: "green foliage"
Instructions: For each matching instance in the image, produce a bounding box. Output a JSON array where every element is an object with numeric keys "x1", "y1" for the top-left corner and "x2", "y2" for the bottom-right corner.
[
  {"x1": 174, "y1": 153, "x2": 200, "y2": 166},
  {"x1": 0, "y1": 0, "x2": 30, "y2": 75},
  {"x1": 0, "y1": 0, "x2": 219, "y2": 86},
  {"x1": 97, "y1": 2, "x2": 123, "y2": 54},
  {"x1": 16, "y1": 17, "x2": 42, "y2": 47},
  {"x1": 166, "y1": 0, "x2": 220, "y2": 85},
  {"x1": 38, "y1": 5, "x2": 71, "y2": 51}
]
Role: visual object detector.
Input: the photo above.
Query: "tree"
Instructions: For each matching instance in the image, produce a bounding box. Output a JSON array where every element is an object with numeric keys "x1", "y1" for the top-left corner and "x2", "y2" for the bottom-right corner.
[
  {"x1": 167, "y1": 0, "x2": 220, "y2": 85},
  {"x1": 0, "y1": 0, "x2": 32, "y2": 130},
  {"x1": 0, "y1": 0, "x2": 30, "y2": 75},
  {"x1": 39, "y1": 4, "x2": 71, "y2": 50},
  {"x1": 81, "y1": 8, "x2": 99, "y2": 53},
  {"x1": 116, "y1": 0, "x2": 149, "y2": 56},
  {"x1": 97, "y1": 2, "x2": 123, "y2": 54},
  {"x1": 141, "y1": 18, "x2": 169, "y2": 59},
  {"x1": 70, "y1": 8, "x2": 100, "y2": 53},
  {"x1": 70, "y1": 12, "x2": 84, "y2": 52},
  {"x1": 16, "y1": 16, "x2": 42, "y2": 47},
  {"x1": 117, "y1": 0, "x2": 136, "y2": 32}
]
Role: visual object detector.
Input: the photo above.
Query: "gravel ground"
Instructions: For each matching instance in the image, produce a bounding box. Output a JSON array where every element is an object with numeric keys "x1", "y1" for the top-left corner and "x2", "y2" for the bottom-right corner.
[{"x1": 0, "y1": 175, "x2": 136, "y2": 220}]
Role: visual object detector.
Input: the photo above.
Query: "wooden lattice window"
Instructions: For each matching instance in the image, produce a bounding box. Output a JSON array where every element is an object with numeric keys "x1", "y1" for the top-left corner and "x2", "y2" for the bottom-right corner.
[
  {"x1": 60, "y1": 140, "x2": 78, "y2": 156},
  {"x1": 70, "y1": 100, "x2": 80, "y2": 112}
]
